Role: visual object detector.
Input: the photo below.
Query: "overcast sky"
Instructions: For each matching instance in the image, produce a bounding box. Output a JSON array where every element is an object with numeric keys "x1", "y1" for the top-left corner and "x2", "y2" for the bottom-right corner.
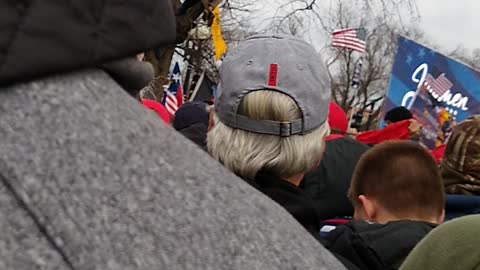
[
  {"x1": 417, "y1": 0, "x2": 479, "y2": 51},
  {"x1": 250, "y1": 0, "x2": 479, "y2": 52}
]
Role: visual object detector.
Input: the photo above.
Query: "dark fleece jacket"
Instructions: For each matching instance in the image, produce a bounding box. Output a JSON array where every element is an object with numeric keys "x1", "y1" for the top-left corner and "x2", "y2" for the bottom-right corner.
[
  {"x1": 324, "y1": 220, "x2": 436, "y2": 270},
  {"x1": 178, "y1": 123, "x2": 208, "y2": 151}
]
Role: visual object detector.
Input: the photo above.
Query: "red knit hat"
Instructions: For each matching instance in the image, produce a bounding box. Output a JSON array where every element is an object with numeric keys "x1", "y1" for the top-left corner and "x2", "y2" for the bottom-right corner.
[{"x1": 328, "y1": 102, "x2": 348, "y2": 134}]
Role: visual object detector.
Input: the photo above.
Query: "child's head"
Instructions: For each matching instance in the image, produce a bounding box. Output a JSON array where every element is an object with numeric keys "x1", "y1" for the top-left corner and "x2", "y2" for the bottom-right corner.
[{"x1": 348, "y1": 141, "x2": 445, "y2": 224}]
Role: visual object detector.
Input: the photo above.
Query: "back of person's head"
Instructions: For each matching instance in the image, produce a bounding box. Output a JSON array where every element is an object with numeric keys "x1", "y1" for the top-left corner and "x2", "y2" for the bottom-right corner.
[
  {"x1": 209, "y1": 90, "x2": 330, "y2": 180},
  {"x1": 208, "y1": 34, "x2": 331, "y2": 180},
  {"x1": 349, "y1": 141, "x2": 445, "y2": 224},
  {"x1": 137, "y1": 81, "x2": 157, "y2": 101},
  {"x1": 171, "y1": 101, "x2": 211, "y2": 151},
  {"x1": 441, "y1": 115, "x2": 480, "y2": 195},
  {"x1": 328, "y1": 102, "x2": 348, "y2": 135},
  {"x1": 172, "y1": 101, "x2": 209, "y2": 131},
  {"x1": 384, "y1": 106, "x2": 413, "y2": 125},
  {"x1": 400, "y1": 214, "x2": 480, "y2": 270}
]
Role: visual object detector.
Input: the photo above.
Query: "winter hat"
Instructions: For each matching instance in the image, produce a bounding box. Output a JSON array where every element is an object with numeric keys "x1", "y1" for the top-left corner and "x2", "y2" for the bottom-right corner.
[
  {"x1": 441, "y1": 115, "x2": 480, "y2": 195},
  {"x1": 328, "y1": 102, "x2": 348, "y2": 134},
  {"x1": 384, "y1": 106, "x2": 413, "y2": 123},
  {"x1": 172, "y1": 101, "x2": 209, "y2": 131}
]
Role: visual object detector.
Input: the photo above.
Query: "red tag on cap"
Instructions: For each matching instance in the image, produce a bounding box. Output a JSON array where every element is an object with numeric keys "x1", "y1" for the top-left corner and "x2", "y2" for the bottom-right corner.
[{"x1": 267, "y1": 64, "x2": 278, "y2": 87}]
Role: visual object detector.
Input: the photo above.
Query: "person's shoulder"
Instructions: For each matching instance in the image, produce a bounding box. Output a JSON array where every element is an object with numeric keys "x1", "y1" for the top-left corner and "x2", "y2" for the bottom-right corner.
[
  {"x1": 331, "y1": 137, "x2": 369, "y2": 148},
  {"x1": 348, "y1": 220, "x2": 436, "y2": 233},
  {"x1": 324, "y1": 220, "x2": 370, "y2": 242},
  {"x1": 338, "y1": 220, "x2": 436, "y2": 243},
  {"x1": 325, "y1": 137, "x2": 370, "y2": 154},
  {"x1": 327, "y1": 220, "x2": 414, "y2": 240},
  {"x1": 386, "y1": 220, "x2": 437, "y2": 232},
  {"x1": 0, "y1": 71, "x2": 347, "y2": 270}
]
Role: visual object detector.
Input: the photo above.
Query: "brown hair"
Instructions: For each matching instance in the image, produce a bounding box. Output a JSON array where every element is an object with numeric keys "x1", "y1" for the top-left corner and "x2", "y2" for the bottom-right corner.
[{"x1": 349, "y1": 141, "x2": 445, "y2": 219}]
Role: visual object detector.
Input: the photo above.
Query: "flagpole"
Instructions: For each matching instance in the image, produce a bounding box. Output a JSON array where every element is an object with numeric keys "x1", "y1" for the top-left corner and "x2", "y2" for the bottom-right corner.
[
  {"x1": 347, "y1": 54, "x2": 364, "y2": 130},
  {"x1": 347, "y1": 87, "x2": 358, "y2": 130},
  {"x1": 189, "y1": 70, "x2": 205, "y2": 102},
  {"x1": 331, "y1": 27, "x2": 367, "y2": 132}
]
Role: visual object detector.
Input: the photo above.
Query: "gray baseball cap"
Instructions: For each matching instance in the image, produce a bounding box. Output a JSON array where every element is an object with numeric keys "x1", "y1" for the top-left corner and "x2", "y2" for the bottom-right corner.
[{"x1": 215, "y1": 34, "x2": 331, "y2": 137}]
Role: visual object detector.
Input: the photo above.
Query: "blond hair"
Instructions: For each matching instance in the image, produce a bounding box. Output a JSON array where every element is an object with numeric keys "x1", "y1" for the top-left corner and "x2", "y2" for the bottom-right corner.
[{"x1": 207, "y1": 90, "x2": 329, "y2": 180}]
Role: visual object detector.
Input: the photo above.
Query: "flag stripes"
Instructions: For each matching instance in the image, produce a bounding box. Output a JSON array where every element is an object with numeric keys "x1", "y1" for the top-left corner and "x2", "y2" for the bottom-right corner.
[
  {"x1": 162, "y1": 62, "x2": 184, "y2": 116},
  {"x1": 424, "y1": 73, "x2": 453, "y2": 98},
  {"x1": 165, "y1": 90, "x2": 179, "y2": 115},
  {"x1": 332, "y1": 28, "x2": 367, "y2": 53}
]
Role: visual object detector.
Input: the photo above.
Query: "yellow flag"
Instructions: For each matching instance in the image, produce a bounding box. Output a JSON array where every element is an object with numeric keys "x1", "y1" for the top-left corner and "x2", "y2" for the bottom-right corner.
[{"x1": 211, "y1": 7, "x2": 227, "y2": 61}]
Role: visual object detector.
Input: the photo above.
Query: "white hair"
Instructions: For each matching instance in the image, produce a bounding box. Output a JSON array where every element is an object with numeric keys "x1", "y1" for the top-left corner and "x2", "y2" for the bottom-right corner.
[{"x1": 207, "y1": 90, "x2": 330, "y2": 180}]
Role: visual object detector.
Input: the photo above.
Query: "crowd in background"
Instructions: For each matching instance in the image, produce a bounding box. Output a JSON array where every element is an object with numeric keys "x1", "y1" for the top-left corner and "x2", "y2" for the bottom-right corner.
[{"x1": 139, "y1": 35, "x2": 480, "y2": 270}]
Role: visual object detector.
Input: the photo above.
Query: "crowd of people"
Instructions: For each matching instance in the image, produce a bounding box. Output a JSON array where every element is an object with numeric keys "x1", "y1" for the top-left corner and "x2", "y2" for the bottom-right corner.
[
  {"x1": 1, "y1": 1, "x2": 480, "y2": 269},
  {"x1": 156, "y1": 35, "x2": 480, "y2": 269}
]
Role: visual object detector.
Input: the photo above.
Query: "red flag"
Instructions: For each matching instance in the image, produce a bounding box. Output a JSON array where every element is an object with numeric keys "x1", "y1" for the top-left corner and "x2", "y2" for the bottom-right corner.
[
  {"x1": 430, "y1": 144, "x2": 446, "y2": 164},
  {"x1": 176, "y1": 83, "x2": 184, "y2": 108},
  {"x1": 356, "y1": 120, "x2": 411, "y2": 145}
]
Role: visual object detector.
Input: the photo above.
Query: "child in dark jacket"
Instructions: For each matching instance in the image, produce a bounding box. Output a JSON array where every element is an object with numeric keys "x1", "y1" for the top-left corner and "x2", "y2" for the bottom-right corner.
[{"x1": 323, "y1": 141, "x2": 445, "y2": 270}]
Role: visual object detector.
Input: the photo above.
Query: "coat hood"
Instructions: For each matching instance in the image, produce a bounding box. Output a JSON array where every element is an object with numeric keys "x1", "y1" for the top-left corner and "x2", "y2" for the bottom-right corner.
[{"x1": 0, "y1": 0, "x2": 176, "y2": 86}]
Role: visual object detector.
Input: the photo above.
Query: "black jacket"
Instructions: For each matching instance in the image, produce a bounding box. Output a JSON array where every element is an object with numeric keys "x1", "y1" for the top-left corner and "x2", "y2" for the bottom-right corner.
[
  {"x1": 324, "y1": 220, "x2": 436, "y2": 270},
  {"x1": 301, "y1": 137, "x2": 369, "y2": 220},
  {"x1": 255, "y1": 173, "x2": 321, "y2": 235},
  {"x1": 178, "y1": 123, "x2": 208, "y2": 151}
]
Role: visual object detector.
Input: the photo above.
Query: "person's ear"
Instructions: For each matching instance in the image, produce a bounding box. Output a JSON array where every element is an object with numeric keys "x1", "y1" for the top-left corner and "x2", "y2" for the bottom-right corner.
[
  {"x1": 385, "y1": 120, "x2": 392, "y2": 126},
  {"x1": 358, "y1": 195, "x2": 377, "y2": 221},
  {"x1": 208, "y1": 110, "x2": 215, "y2": 131}
]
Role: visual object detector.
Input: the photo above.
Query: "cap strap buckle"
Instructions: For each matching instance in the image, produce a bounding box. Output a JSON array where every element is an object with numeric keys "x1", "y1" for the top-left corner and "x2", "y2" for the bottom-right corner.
[{"x1": 279, "y1": 122, "x2": 292, "y2": 137}]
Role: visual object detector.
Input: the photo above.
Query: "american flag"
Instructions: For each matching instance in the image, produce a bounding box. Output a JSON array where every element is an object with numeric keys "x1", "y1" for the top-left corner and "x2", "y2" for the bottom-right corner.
[
  {"x1": 332, "y1": 28, "x2": 367, "y2": 53},
  {"x1": 162, "y1": 62, "x2": 184, "y2": 116},
  {"x1": 423, "y1": 73, "x2": 453, "y2": 98}
]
